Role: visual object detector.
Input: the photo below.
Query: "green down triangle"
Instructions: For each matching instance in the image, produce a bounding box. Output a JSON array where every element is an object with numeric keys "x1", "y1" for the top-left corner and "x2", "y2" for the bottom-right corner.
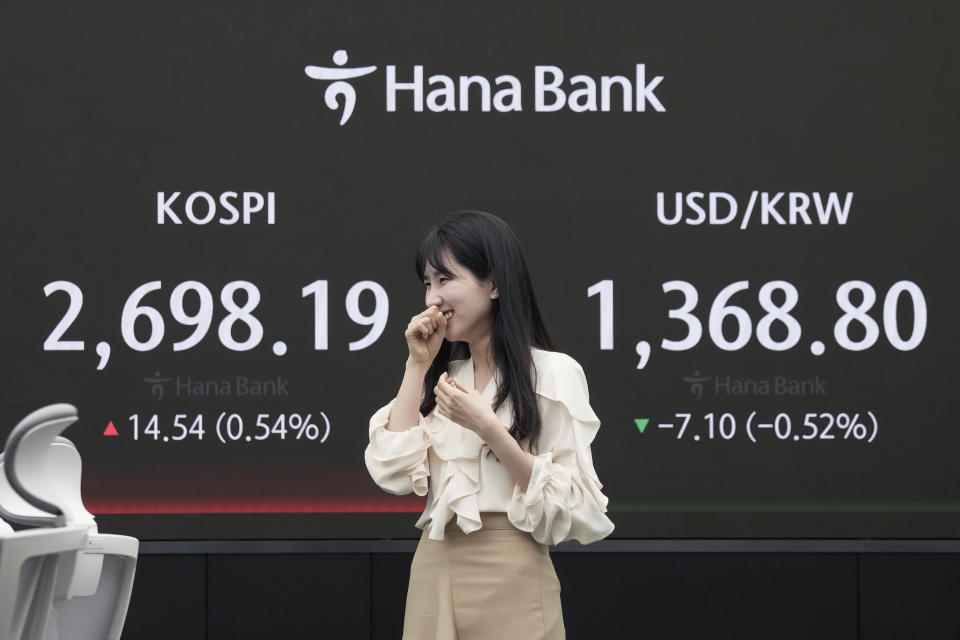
[{"x1": 634, "y1": 418, "x2": 649, "y2": 433}]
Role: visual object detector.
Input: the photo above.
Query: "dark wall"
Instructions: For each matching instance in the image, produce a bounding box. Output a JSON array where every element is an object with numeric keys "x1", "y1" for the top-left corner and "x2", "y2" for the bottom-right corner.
[{"x1": 123, "y1": 552, "x2": 960, "y2": 639}]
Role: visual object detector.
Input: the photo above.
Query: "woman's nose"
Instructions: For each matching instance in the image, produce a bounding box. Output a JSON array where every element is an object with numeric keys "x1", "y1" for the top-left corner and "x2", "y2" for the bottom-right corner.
[{"x1": 426, "y1": 292, "x2": 442, "y2": 309}]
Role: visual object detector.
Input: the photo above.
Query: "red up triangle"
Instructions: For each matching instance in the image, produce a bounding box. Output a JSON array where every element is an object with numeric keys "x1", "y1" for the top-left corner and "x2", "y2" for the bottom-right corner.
[{"x1": 103, "y1": 421, "x2": 119, "y2": 437}]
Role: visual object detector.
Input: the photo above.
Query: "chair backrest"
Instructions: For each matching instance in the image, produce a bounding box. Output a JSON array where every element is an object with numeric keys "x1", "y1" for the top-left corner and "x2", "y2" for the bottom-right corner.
[{"x1": 0, "y1": 404, "x2": 139, "y2": 640}]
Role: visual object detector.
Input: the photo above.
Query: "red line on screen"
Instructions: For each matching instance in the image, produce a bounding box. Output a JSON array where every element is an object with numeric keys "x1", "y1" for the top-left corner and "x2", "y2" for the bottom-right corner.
[{"x1": 86, "y1": 498, "x2": 426, "y2": 514}]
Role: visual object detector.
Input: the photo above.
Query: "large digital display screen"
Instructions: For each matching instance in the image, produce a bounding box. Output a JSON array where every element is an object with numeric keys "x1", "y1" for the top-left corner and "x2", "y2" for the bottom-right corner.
[{"x1": 2, "y1": 2, "x2": 956, "y2": 540}]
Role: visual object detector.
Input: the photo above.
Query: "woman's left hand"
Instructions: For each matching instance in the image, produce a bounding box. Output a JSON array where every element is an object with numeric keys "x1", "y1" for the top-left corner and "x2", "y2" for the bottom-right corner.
[{"x1": 434, "y1": 372, "x2": 498, "y2": 437}]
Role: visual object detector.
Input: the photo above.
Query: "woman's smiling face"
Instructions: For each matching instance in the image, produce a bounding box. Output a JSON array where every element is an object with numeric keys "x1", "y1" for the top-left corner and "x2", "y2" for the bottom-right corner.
[{"x1": 423, "y1": 250, "x2": 498, "y2": 343}]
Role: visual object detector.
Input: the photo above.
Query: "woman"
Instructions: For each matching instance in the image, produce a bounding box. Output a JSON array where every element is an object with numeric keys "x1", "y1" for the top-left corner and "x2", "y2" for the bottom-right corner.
[{"x1": 364, "y1": 210, "x2": 614, "y2": 639}]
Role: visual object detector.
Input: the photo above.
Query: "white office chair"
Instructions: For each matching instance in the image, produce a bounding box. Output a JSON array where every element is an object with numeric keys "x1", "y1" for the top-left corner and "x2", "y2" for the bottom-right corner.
[{"x1": 0, "y1": 404, "x2": 139, "y2": 640}]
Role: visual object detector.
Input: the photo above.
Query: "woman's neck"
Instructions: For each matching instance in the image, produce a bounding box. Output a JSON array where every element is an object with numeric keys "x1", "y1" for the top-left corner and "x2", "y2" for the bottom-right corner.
[{"x1": 467, "y1": 334, "x2": 495, "y2": 381}]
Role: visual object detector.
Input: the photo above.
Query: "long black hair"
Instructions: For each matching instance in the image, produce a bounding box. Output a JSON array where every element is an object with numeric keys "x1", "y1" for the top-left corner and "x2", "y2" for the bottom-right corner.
[{"x1": 415, "y1": 210, "x2": 555, "y2": 453}]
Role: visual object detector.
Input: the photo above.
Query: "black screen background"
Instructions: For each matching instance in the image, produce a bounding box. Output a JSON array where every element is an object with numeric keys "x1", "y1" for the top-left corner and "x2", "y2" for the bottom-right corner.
[{"x1": 1, "y1": 2, "x2": 956, "y2": 539}]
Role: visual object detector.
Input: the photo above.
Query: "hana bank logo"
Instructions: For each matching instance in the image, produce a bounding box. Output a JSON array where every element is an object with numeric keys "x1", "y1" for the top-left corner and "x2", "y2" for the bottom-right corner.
[
  {"x1": 683, "y1": 371, "x2": 711, "y2": 400},
  {"x1": 304, "y1": 50, "x2": 377, "y2": 125},
  {"x1": 145, "y1": 371, "x2": 172, "y2": 401},
  {"x1": 305, "y1": 49, "x2": 666, "y2": 126}
]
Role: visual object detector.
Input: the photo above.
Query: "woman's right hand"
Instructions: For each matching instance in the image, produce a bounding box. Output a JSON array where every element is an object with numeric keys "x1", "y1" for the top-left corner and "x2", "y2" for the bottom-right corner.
[{"x1": 405, "y1": 305, "x2": 448, "y2": 367}]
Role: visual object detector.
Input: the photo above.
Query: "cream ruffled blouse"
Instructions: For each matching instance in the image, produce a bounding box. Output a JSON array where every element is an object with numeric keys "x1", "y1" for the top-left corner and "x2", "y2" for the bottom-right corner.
[{"x1": 364, "y1": 348, "x2": 615, "y2": 545}]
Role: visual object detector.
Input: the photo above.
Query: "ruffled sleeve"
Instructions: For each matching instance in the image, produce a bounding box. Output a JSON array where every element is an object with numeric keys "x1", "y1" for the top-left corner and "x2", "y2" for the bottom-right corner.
[
  {"x1": 507, "y1": 354, "x2": 615, "y2": 545},
  {"x1": 364, "y1": 397, "x2": 430, "y2": 497}
]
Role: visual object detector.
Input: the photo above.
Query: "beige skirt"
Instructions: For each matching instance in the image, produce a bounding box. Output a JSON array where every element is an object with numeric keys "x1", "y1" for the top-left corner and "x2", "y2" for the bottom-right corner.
[{"x1": 402, "y1": 512, "x2": 565, "y2": 640}]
